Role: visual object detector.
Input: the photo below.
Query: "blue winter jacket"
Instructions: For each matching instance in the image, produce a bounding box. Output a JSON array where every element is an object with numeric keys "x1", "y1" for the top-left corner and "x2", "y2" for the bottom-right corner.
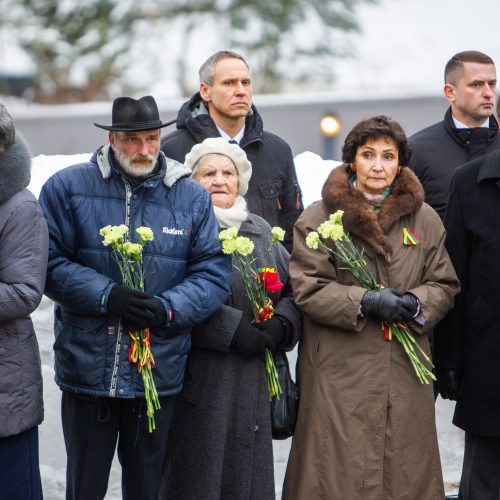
[{"x1": 39, "y1": 146, "x2": 231, "y2": 398}]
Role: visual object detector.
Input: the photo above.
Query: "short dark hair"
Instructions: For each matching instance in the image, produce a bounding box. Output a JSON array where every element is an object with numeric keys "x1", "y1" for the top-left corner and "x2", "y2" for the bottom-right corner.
[
  {"x1": 199, "y1": 51, "x2": 249, "y2": 85},
  {"x1": 342, "y1": 115, "x2": 411, "y2": 167},
  {"x1": 444, "y1": 50, "x2": 494, "y2": 85}
]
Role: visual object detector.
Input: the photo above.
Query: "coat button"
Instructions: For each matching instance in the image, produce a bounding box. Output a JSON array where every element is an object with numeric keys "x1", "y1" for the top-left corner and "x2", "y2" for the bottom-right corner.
[{"x1": 118, "y1": 389, "x2": 124, "y2": 395}]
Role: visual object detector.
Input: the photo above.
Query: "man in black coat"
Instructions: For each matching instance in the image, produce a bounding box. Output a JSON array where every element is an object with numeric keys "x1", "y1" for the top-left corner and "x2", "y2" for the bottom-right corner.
[
  {"x1": 409, "y1": 50, "x2": 500, "y2": 220},
  {"x1": 434, "y1": 148, "x2": 500, "y2": 498},
  {"x1": 161, "y1": 50, "x2": 303, "y2": 252}
]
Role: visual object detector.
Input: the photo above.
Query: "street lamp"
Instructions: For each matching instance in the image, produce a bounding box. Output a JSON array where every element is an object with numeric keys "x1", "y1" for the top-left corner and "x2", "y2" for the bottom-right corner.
[{"x1": 319, "y1": 113, "x2": 341, "y2": 160}]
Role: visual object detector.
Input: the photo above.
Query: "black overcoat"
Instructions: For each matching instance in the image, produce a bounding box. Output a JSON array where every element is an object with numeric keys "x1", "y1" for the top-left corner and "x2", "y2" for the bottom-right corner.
[
  {"x1": 434, "y1": 149, "x2": 500, "y2": 436},
  {"x1": 160, "y1": 93, "x2": 303, "y2": 252}
]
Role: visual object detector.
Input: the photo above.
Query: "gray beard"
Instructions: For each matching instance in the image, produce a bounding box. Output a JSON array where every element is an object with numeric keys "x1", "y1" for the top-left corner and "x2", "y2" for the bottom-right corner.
[{"x1": 114, "y1": 148, "x2": 159, "y2": 178}]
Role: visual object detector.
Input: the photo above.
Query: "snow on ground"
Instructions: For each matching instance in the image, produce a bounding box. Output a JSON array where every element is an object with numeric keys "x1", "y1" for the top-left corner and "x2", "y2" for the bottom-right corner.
[{"x1": 31, "y1": 152, "x2": 463, "y2": 499}]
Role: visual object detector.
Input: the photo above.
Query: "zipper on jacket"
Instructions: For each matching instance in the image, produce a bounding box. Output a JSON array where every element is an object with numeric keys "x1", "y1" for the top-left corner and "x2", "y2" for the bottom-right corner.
[
  {"x1": 109, "y1": 180, "x2": 133, "y2": 397},
  {"x1": 109, "y1": 323, "x2": 123, "y2": 397}
]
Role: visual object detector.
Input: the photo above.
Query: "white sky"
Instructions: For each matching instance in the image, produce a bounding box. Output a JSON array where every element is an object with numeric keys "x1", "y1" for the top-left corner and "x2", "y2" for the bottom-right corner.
[
  {"x1": 147, "y1": 0, "x2": 500, "y2": 98},
  {"x1": 3, "y1": 0, "x2": 500, "y2": 99},
  {"x1": 330, "y1": 0, "x2": 500, "y2": 94}
]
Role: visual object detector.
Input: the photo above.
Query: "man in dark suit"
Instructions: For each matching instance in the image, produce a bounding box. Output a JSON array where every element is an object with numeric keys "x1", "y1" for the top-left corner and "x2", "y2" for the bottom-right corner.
[
  {"x1": 434, "y1": 137, "x2": 500, "y2": 497},
  {"x1": 161, "y1": 50, "x2": 302, "y2": 252},
  {"x1": 409, "y1": 50, "x2": 500, "y2": 220}
]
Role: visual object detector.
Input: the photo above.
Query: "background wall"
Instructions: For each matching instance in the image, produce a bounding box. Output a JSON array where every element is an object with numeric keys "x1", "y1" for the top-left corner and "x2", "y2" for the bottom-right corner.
[{"x1": 11, "y1": 91, "x2": 447, "y2": 160}]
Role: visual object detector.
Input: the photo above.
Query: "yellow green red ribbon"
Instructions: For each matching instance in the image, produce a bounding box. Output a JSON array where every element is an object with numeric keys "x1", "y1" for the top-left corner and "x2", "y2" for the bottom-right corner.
[
  {"x1": 128, "y1": 328, "x2": 155, "y2": 372},
  {"x1": 382, "y1": 321, "x2": 392, "y2": 341},
  {"x1": 255, "y1": 296, "x2": 275, "y2": 322},
  {"x1": 402, "y1": 227, "x2": 421, "y2": 246}
]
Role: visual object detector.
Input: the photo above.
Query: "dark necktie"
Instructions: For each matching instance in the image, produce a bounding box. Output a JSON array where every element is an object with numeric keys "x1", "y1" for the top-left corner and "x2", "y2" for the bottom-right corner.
[{"x1": 228, "y1": 139, "x2": 238, "y2": 144}]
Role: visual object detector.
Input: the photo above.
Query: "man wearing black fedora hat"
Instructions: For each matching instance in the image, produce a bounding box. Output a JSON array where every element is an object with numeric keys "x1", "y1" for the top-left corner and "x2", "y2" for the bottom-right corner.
[{"x1": 38, "y1": 95, "x2": 231, "y2": 499}]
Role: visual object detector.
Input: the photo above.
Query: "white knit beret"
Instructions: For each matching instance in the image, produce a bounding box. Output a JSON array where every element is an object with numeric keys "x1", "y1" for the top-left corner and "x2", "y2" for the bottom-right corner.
[{"x1": 184, "y1": 137, "x2": 252, "y2": 196}]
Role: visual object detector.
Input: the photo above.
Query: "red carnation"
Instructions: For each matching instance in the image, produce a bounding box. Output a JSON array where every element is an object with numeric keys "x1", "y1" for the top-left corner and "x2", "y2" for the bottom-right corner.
[{"x1": 258, "y1": 270, "x2": 283, "y2": 293}]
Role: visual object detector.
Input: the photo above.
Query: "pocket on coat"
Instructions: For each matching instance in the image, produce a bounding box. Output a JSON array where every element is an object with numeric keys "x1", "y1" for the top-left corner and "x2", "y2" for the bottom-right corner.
[
  {"x1": 181, "y1": 350, "x2": 209, "y2": 405},
  {"x1": 465, "y1": 294, "x2": 500, "y2": 346},
  {"x1": 0, "y1": 334, "x2": 22, "y2": 394},
  {"x1": 309, "y1": 326, "x2": 330, "y2": 369},
  {"x1": 53, "y1": 308, "x2": 108, "y2": 387},
  {"x1": 256, "y1": 180, "x2": 282, "y2": 225}
]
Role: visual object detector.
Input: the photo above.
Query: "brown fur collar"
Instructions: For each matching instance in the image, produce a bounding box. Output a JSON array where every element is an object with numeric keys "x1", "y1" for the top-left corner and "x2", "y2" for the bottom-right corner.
[{"x1": 321, "y1": 165, "x2": 424, "y2": 257}]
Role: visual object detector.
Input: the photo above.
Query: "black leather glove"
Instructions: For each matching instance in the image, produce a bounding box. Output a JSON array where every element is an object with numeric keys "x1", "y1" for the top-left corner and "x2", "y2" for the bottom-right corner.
[
  {"x1": 255, "y1": 317, "x2": 287, "y2": 351},
  {"x1": 360, "y1": 288, "x2": 405, "y2": 323},
  {"x1": 437, "y1": 369, "x2": 462, "y2": 401},
  {"x1": 107, "y1": 284, "x2": 165, "y2": 329},
  {"x1": 230, "y1": 318, "x2": 273, "y2": 357},
  {"x1": 400, "y1": 293, "x2": 420, "y2": 321},
  {"x1": 140, "y1": 297, "x2": 167, "y2": 328}
]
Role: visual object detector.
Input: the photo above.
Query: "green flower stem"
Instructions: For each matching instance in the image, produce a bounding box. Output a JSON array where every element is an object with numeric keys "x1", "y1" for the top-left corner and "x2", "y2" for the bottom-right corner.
[
  {"x1": 392, "y1": 325, "x2": 436, "y2": 384},
  {"x1": 137, "y1": 338, "x2": 161, "y2": 433},
  {"x1": 265, "y1": 348, "x2": 282, "y2": 401}
]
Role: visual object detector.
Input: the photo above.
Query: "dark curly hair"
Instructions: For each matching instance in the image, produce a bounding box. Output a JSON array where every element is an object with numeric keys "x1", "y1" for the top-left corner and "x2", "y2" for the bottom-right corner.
[{"x1": 341, "y1": 115, "x2": 411, "y2": 167}]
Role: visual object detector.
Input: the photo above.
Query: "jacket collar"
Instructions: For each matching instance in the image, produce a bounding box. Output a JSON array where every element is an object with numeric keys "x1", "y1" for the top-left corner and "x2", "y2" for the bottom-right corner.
[
  {"x1": 177, "y1": 92, "x2": 263, "y2": 147},
  {"x1": 443, "y1": 107, "x2": 499, "y2": 149},
  {"x1": 321, "y1": 165, "x2": 424, "y2": 258},
  {"x1": 476, "y1": 150, "x2": 500, "y2": 184},
  {"x1": 239, "y1": 215, "x2": 260, "y2": 236},
  {"x1": 94, "y1": 145, "x2": 191, "y2": 188}
]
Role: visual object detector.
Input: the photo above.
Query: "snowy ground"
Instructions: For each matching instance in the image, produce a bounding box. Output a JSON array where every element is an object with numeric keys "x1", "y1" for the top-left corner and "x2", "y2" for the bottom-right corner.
[{"x1": 31, "y1": 152, "x2": 464, "y2": 499}]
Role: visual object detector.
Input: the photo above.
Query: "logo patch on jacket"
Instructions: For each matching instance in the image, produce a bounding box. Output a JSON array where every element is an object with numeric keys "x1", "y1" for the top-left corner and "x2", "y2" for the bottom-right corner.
[{"x1": 163, "y1": 226, "x2": 191, "y2": 236}]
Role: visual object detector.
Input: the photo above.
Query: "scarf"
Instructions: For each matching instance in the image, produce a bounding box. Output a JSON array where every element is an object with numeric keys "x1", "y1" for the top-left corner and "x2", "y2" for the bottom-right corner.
[
  {"x1": 213, "y1": 195, "x2": 248, "y2": 229},
  {"x1": 349, "y1": 174, "x2": 391, "y2": 210}
]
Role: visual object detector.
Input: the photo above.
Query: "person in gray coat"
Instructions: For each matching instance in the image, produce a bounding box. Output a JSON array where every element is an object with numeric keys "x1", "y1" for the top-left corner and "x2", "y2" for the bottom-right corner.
[
  {"x1": 0, "y1": 104, "x2": 49, "y2": 500},
  {"x1": 159, "y1": 138, "x2": 301, "y2": 500}
]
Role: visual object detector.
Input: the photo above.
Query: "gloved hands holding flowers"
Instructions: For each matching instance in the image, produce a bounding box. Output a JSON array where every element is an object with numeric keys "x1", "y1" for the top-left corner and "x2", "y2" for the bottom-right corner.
[
  {"x1": 306, "y1": 210, "x2": 434, "y2": 384},
  {"x1": 360, "y1": 288, "x2": 419, "y2": 324},
  {"x1": 220, "y1": 225, "x2": 286, "y2": 399},
  {"x1": 107, "y1": 284, "x2": 166, "y2": 329}
]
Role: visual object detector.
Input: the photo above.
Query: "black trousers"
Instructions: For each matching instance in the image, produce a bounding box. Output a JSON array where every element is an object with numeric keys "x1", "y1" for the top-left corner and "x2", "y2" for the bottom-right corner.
[
  {"x1": 62, "y1": 391, "x2": 176, "y2": 500},
  {"x1": 0, "y1": 426, "x2": 43, "y2": 500},
  {"x1": 459, "y1": 432, "x2": 500, "y2": 500}
]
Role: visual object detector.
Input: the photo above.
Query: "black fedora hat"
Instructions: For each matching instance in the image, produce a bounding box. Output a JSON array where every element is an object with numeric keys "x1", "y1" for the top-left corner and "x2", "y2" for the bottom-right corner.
[{"x1": 94, "y1": 95, "x2": 170, "y2": 132}]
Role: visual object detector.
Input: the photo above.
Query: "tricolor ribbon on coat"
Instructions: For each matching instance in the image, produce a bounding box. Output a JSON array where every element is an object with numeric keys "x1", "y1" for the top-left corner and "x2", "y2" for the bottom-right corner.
[{"x1": 402, "y1": 227, "x2": 421, "y2": 246}]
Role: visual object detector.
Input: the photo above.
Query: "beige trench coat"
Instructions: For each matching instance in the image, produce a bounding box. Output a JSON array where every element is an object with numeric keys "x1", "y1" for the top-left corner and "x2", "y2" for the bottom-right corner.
[{"x1": 283, "y1": 166, "x2": 460, "y2": 500}]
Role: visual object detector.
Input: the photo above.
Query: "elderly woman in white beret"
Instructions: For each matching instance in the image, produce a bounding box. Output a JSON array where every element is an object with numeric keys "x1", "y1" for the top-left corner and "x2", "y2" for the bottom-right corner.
[{"x1": 159, "y1": 137, "x2": 301, "y2": 500}]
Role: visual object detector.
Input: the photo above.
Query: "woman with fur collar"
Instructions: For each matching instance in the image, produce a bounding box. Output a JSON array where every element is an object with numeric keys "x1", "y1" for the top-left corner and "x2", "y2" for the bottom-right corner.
[
  {"x1": 0, "y1": 104, "x2": 48, "y2": 499},
  {"x1": 283, "y1": 116, "x2": 460, "y2": 500},
  {"x1": 160, "y1": 137, "x2": 301, "y2": 500}
]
